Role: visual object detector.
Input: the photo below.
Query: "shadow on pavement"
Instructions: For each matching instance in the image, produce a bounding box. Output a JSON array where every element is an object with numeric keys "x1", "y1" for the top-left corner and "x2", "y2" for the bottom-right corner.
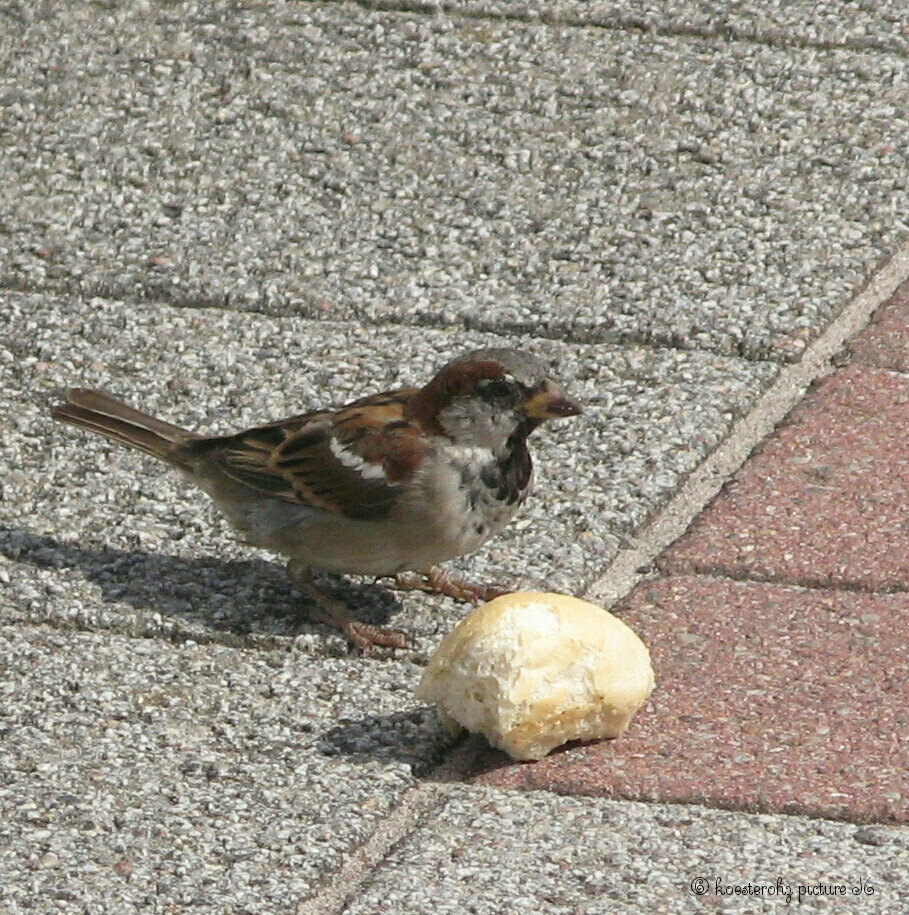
[
  {"x1": 0, "y1": 525, "x2": 403, "y2": 641},
  {"x1": 317, "y1": 707, "x2": 460, "y2": 777}
]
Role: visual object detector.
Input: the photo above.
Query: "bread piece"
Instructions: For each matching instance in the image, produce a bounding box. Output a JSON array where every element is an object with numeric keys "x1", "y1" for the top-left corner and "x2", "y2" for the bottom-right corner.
[{"x1": 417, "y1": 591, "x2": 655, "y2": 760}]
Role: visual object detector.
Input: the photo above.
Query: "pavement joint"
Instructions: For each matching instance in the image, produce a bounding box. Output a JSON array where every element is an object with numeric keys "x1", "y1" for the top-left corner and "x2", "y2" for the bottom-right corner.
[
  {"x1": 294, "y1": 784, "x2": 446, "y2": 915},
  {"x1": 341, "y1": 0, "x2": 909, "y2": 56},
  {"x1": 585, "y1": 237, "x2": 909, "y2": 608},
  {"x1": 0, "y1": 274, "x2": 850, "y2": 366},
  {"x1": 652, "y1": 565, "x2": 909, "y2": 597},
  {"x1": 0, "y1": 275, "x2": 758, "y2": 361}
]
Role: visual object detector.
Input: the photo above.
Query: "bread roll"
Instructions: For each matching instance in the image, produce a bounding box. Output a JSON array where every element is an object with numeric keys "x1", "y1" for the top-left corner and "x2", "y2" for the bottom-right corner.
[{"x1": 417, "y1": 592, "x2": 654, "y2": 760}]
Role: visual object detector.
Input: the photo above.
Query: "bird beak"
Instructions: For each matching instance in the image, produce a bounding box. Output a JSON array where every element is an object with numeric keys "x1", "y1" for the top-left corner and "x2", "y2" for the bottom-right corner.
[{"x1": 522, "y1": 380, "x2": 584, "y2": 420}]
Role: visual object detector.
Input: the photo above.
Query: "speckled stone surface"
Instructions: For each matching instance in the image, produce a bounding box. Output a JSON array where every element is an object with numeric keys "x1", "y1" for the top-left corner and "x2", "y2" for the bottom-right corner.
[
  {"x1": 4, "y1": 1, "x2": 909, "y2": 910},
  {"x1": 846, "y1": 283, "x2": 909, "y2": 372},
  {"x1": 3, "y1": 3, "x2": 908, "y2": 363},
  {"x1": 344, "y1": 785, "x2": 909, "y2": 915},
  {"x1": 474, "y1": 575, "x2": 909, "y2": 824}
]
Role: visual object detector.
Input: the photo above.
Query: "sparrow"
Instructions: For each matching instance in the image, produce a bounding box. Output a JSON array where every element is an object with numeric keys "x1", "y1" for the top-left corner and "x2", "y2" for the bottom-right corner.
[{"x1": 51, "y1": 348, "x2": 582, "y2": 649}]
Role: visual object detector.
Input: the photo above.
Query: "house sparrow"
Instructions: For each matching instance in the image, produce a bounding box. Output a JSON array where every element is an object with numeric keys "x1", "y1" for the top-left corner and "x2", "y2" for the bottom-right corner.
[{"x1": 51, "y1": 348, "x2": 582, "y2": 649}]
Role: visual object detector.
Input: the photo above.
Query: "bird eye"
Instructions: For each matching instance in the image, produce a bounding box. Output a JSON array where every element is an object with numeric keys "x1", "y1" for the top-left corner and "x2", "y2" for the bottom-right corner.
[{"x1": 478, "y1": 379, "x2": 513, "y2": 399}]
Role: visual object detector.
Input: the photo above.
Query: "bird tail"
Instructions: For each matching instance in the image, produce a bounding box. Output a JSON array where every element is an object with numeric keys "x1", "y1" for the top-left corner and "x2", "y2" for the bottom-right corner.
[{"x1": 51, "y1": 388, "x2": 197, "y2": 467}]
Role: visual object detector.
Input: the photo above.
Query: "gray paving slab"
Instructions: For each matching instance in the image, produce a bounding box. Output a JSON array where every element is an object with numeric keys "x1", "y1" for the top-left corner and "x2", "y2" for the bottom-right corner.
[
  {"x1": 340, "y1": 786, "x2": 909, "y2": 915},
  {"x1": 0, "y1": 289, "x2": 783, "y2": 915},
  {"x1": 0, "y1": 287, "x2": 774, "y2": 910},
  {"x1": 2, "y1": 2, "x2": 907, "y2": 360},
  {"x1": 1, "y1": 291, "x2": 773, "y2": 648},
  {"x1": 0, "y1": 623, "x2": 431, "y2": 914}
]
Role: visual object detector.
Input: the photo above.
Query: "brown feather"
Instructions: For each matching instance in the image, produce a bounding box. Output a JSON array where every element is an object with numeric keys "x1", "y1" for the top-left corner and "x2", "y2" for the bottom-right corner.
[
  {"x1": 405, "y1": 360, "x2": 505, "y2": 431},
  {"x1": 51, "y1": 388, "x2": 196, "y2": 468},
  {"x1": 181, "y1": 390, "x2": 430, "y2": 520}
]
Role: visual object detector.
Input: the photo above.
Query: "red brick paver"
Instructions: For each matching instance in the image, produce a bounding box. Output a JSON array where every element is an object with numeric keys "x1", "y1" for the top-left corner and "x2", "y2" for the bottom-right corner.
[
  {"x1": 477, "y1": 576, "x2": 909, "y2": 824},
  {"x1": 475, "y1": 283, "x2": 909, "y2": 824},
  {"x1": 846, "y1": 287, "x2": 909, "y2": 372},
  {"x1": 662, "y1": 365, "x2": 909, "y2": 591}
]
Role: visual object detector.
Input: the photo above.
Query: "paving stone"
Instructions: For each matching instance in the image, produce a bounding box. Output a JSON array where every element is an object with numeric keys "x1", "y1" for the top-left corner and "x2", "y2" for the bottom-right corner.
[
  {"x1": 0, "y1": 624, "x2": 432, "y2": 914},
  {"x1": 0, "y1": 291, "x2": 772, "y2": 650},
  {"x1": 475, "y1": 575, "x2": 909, "y2": 825},
  {"x1": 660, "y1": 365, "x2": 909, "y2": 591},
  {"x1": 2, "y1": 3, "x2": 908, "y2": 360},
  {"x1": 345, "y1": 785, "x2": 909, "y2": 915},
  {"x1": 846, "y1": 281, "x2": 909, "y2": 372}
]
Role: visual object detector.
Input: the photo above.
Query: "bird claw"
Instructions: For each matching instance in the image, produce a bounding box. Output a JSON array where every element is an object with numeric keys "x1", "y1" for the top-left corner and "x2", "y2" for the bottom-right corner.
[
  {"x1": 392, "y1": 568, "x2": 512, "y2": 604},
  {"x1": 343, "y1": 620, "x2": 413, "y2": 651},
  {"x1": 288, "y1": 560, "x2": 413, "y2": 651}
]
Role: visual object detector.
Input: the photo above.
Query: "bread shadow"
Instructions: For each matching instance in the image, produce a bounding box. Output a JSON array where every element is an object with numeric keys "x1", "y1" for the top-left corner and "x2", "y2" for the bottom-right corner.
[
  {"x1": 317, "y1": 706, "x2": 460, "y2": 777},
  {"x1": 319, "y1": 711, "x2": 603, "y2": 780}
]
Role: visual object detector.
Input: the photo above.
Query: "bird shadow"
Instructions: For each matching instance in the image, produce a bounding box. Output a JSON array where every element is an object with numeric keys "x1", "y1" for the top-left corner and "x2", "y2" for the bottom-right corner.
[
  {"x1": 0, "y1": 524, "x2": 404, "y2": 643},
  {"x1": 2, "y1": 524, "x2": 541, "y2": 779}
]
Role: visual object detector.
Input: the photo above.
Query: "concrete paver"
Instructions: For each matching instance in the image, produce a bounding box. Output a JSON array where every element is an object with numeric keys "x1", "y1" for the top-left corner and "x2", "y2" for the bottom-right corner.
[
  {"x1": 662, "y1": 363, "x2": 909, "y2": 591},
  {"x1": 343, "y1": 786, "x2": 909, "y2": 915},
  {"x1": 0, "y1": 625, "x2": 423, "y2": 913},
  {"x1": 847, "y1": 285, "x2": 909, "y2": 372},
  {"x1": 2, "y1": 4, "x2": 908, "y2": 360},
  {"x1": 0, "y1": 290, "x2": 772, "y2": 635},
  {"x1": 0, "y1": 288, "x2": 776, "y2": 911}
]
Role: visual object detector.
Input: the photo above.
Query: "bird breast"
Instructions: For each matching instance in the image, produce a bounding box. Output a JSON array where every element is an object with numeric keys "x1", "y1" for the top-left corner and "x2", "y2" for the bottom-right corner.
[{"x1": 412, "y1": 444, "x2": 534, "y2": 559}]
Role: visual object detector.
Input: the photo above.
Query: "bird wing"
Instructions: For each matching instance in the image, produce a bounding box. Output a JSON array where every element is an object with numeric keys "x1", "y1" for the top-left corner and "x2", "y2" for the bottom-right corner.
[{"x1": 187, "y1": 390, "x2": 430, "y2": 520}]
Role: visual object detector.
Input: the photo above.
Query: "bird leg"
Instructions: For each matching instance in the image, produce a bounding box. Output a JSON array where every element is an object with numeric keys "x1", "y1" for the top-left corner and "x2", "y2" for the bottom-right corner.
[
  {"x1": 286, "y1": 560, "x2": 411, "y2": 651},
  {"x1": 391, "y1": 567, "x2": 511, "y2": 604}
]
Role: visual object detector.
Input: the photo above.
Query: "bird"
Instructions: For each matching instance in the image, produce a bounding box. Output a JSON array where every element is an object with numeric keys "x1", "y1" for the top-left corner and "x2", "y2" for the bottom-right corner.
[{"x1": 51, "y1": 347, "x2": 582, "y2": 649}]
